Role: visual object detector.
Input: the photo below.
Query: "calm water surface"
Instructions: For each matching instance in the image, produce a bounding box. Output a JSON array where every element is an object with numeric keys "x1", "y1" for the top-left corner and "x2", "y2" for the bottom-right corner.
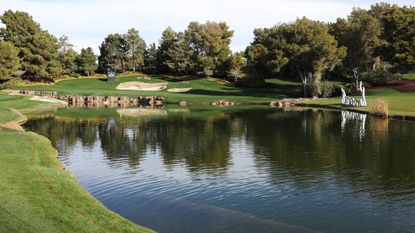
[{"x1": 25, "y1": 107, "x2": 415, "y2": 233}]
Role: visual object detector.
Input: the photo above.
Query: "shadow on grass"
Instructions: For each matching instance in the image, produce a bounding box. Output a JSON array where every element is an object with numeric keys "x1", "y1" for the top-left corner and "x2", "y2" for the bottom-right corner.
[
  {"x1": 158, "y1": 75, "x2": 202, "y2": 82},
  {"x1": 186, "y1": 86, "x2": 301, "y2": 99}
]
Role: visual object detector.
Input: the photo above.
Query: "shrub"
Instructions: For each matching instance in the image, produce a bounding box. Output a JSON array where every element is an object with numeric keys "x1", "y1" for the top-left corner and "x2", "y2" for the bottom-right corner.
[
  {"x1": 235, "y1": 75, "x2": 266, "y2": 88},
  {"x1": 362, "y1": 69, "x2": 402, "y2": 86},
  {"x1": 0, "y1": 78, "x2": 24, "y2": 89},
  {"x1": 304, "y1": 81, "x2": 339, "y2": 98},
  {"x1": 371, "y1": 98, "x2": 389, "y2": 118},
  {"x1": 320, "y1": 81, "x2": 338, "y2": 98}
]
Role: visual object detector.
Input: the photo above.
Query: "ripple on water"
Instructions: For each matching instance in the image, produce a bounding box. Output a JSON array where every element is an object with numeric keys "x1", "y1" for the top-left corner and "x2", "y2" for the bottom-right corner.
[{"x1": 24, "y1": 109, "x2": 415, "y2": 233}]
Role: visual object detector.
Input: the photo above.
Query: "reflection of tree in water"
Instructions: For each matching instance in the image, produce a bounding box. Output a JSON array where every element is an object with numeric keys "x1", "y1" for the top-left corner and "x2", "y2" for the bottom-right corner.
[
  {"x1": 98, "y1": 115, "x2": 233, "y2": 173},
  {"x1": 26, "y1": 109, "x2": 415, "y2": 201},
  {"x1": 97, "y1": 118, "x2": 148, "y2": 169},
  {"x1": 26, "y1": 114, "x2": 234, "y2": 173},
  {"x1": 158, "y1": 116, "x2": 232, "y2": 173},
  {"x1": 242, "y1": 109, "x2": 415, "y2": 201},
  {"x1": 24, "y1": 117, "x2": 99, "y2": 154}
]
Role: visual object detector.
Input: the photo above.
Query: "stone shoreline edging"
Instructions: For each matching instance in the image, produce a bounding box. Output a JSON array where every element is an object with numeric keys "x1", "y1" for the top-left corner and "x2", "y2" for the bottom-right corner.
[
  {"x1": 3, "y1": 89, "x2": 414, "y2": 121},
  {"x1": 4, "y1": 89, "x2": 166, "y2": 108}
]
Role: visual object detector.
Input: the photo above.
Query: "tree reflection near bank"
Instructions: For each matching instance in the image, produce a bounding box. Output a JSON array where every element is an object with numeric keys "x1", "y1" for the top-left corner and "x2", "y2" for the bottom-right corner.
[{"x1": 25, "y1": 107, "x2": 415, "y2": 203}]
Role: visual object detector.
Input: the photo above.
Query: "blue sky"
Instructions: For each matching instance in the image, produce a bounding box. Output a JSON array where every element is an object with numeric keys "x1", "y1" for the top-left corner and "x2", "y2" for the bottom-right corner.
[{"x1": 0, "y1": 0, "x2": 413, "y2": 53}]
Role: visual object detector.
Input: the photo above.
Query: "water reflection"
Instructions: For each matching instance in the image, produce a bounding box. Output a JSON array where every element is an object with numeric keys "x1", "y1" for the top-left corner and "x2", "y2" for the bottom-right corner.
[
  {"x1": 25, "y1": 107, "x2": 415, "y2": 233},
  {"x1": 341, "y1": 111, "x2": 367, "y2": 139}
]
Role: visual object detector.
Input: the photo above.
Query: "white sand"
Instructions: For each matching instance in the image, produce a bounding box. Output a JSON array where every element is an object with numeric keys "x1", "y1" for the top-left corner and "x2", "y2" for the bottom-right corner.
[
  {"x1": 167, "y1": 87, "x2": 192, "y2": 93},
  {"x1": 30, "y1": 96, "x2": 67, "y2": 104},
  {"x1": 116, "y1": 81, "x2": 167, "y2": 91}
]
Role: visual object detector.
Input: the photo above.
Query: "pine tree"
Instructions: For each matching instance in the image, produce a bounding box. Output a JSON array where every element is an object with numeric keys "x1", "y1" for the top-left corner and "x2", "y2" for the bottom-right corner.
[{"x1": 77, "y1": 47, "x2": 97, "y2": 76}]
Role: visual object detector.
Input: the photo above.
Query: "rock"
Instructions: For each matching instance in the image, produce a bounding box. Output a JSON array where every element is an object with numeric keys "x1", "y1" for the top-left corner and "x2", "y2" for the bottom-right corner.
[
  {"x1": 269, "y1": 101, "x2": 278, "y2": 107},
  {"x1": 179, "y1": 101, "x2": 188, "y2": 107}
]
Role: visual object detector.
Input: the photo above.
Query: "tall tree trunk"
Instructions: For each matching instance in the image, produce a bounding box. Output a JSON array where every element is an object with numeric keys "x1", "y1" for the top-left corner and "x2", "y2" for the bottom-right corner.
[
  {"x1": 296, "y1": 66, "x2": 308, "y2": 97},
  {"x1": 132, "y1": 54, "x2": 136, "y2": 72},
  {"x1": 312, "y1": 71, "x2": 322, "y2": 97}
]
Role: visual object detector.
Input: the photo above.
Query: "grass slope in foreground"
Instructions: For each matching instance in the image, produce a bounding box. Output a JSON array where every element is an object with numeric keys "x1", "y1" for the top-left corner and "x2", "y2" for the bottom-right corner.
[
  {"x1": 0, "y1": 94, "x2": 154, "y2": 233},
  {"x1": 18, "y1": 75, "x2": 302, "y2": 104}
]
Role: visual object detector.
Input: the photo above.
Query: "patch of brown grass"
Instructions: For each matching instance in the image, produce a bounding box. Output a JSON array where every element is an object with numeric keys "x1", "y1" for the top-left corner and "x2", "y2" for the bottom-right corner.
[{"x1": 371, "y1": 98, "x2": 389, "y2": 118}]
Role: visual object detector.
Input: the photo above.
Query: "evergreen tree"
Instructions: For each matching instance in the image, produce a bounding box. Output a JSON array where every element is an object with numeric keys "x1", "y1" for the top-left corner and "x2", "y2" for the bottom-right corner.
[
  {"x1": 124, "y1": 28, "x2": 146, "y2": 72},
  {"x1": 370, "y1": 3, "x2": 415, "y2": 72},
  {"x1": 226, "y1": 52, "x2": 246, "y2": 79},
  {"x1": 330, "y1": 8, "x2": 382, "y2": 74},
  {"x1": 143, "y1": 43, "x2": 158, "y2": 74},
  {"x1": 58, "y1": 36, "x2": 78, "y2": 76},
  {"x1": 185, "y1": 21, "x2": 234, "y2": 77},
  {"x1": 245, "y1": 18, "x2": 346, "y2": 96},
  {"x1": 157, "y1": 27, "x2": 179, "y2": 73},
  {"x1": 97, "y1": 34, "x2": 128, "y2": 73},
  {"x1": 77, "y1": 47, "x2": 97, "y2": 76},
  {"x1": 157, "y1": 27, "x2": 194, "y2": 75},
  {"x1": 0, "y1": 10, "x2": 62, "y2": 81},
  {"x1": 0, "y1": 41, "x2": 20, "y2": 81}
]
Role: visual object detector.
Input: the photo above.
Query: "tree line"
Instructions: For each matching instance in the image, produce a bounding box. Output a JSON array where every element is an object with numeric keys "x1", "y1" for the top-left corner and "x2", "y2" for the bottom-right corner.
[{"x1": 1, "y1": 3, "x2": 414, "y2": 96}]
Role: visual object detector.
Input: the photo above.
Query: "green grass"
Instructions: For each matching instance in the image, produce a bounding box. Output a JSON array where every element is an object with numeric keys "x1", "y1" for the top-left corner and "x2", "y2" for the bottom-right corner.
[
  {"x1": 0, "y1": 107, "x2": 20, "y2": 124},
  {"x1": 0, "y1": 92, "x2": 63, "y2": 124},
  {"x1": 300, "y1": 88, "x2": 415, "y2": 117},
  {"x1": 0, "y1": 128, "x2": 154, "y2": 233},
  {"x1": 19, "y1": 75, "x2": 302, "y2": 104},
  {"x1": 403, "y1": 73, "x2": 415, "y2": 80},
  {"x1": 0, "y1": 93, "x2": 154, "y2": 233}
]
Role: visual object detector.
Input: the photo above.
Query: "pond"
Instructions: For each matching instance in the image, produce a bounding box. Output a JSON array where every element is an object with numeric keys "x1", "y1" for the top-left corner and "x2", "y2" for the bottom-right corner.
[{"x1": 25, "y1": 106, "x2": 415, "y2": 233}]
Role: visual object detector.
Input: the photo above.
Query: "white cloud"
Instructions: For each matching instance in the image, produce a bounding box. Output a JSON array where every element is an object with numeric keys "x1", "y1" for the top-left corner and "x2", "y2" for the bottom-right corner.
[{"x1": 0, "y1": 0, "x2": 413, "y2": 53}]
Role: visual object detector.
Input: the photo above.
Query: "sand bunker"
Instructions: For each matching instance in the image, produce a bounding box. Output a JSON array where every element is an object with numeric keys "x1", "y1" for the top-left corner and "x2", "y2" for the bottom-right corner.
[
  {"x1": 1, "y1": 89, "x2": 20, "y2": 95},
  {"x1": 167, "y1": 88, "x2": 192, "y2": 93},
  {"x1": 116, "y1": 81, "x2": 167, "y2": 91},
  {"x1": 30, "y1": 96, "x2": 67, "y2": 104},
  {"x1": 117, "y1": 108, "x2": 167, "y2": 117}
]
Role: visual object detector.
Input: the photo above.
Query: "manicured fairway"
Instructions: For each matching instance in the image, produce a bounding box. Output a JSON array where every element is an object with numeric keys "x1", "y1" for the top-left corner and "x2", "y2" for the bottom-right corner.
[{"x1": 18, "y1": 75, "x2": 302, "y2": 104}]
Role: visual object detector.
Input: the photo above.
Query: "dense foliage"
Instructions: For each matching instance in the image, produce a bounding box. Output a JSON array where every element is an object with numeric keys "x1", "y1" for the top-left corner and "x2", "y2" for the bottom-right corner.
[
  {"x1": 0, "y1": 10, "x2": 97, "y2": 83},
  {"x1": 245, "y1": 17, "x2": 346, "y2": 96},
  {"x1": 1, "y1": 3, "x2": 414, "y2": 95},
  {"x1": 77, "y1": 47, "x2": 97, "y2": 76},
  {"x1": 0, "y1": 41, "x2": 20, "y2": 81}
]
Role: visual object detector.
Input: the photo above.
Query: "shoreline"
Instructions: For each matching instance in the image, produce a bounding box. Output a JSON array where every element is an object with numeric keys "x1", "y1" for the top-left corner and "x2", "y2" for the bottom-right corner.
[
  {"x1": 296, "y1": 102, "x2": 415, "y2": 121},
  {"x1": 0, "y1": 91, "x2": 413, "y2": 232},
  {"x1": 0, "y1": 101, "x2": 155, "y2": 233},
  {"x1": 3, "y1": 90, "x2": 415, "y2": 122}
]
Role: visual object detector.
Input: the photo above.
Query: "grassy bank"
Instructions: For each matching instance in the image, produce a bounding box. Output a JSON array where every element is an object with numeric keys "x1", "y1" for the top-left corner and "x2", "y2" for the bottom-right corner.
[
  {"x1": 0, "y1": 95, "x2": 154, "y2": 233},
  {"x1": 300, "y1": 88, "x2": 415, "y2": 118},
  {"x1": 17, "y1": 74, "x2": 302, "y2": 104},
  {"x1": 0, "y1": 129, "x2": 154, "y2": 233},
  {"x1": 8, "y1": 73, "x2": 415, "y2": 118}
]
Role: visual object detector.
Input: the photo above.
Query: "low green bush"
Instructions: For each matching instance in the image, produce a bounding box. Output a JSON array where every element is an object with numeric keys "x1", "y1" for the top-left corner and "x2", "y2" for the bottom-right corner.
[
  {"x1": 0, "y1": 77, "x2": 24, "y2": 89},
  {"x1": 304, "y1": 81, "x2": 339, "y2": 98},
  {"x1": 362, "y1": 69, "x2": 402, "y2": 86},
  {"x1": 320, "y1": 81, "x2": 338, "y2": 98}
]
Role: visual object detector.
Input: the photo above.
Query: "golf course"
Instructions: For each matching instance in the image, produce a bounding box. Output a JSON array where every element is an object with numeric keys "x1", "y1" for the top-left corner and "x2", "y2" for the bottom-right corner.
[
  {"x1": 0, "y1": 93, "x2": 154, "y2": 233},
  {"x1": 1, "y1": 1, "x2": 415, "y2": 232},
  {"x1": 10, "y1": 72, "x2": 415, "y2": 118},
  {"x1": 1, "y1": 71, "x2": 415, "y2": 232}
]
